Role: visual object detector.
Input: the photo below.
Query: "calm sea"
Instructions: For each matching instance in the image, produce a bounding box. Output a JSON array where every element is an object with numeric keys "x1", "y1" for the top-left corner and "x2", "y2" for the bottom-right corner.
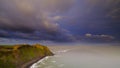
[{"x1": 30, "y1": 44, "x2": 120, "y2": 68}]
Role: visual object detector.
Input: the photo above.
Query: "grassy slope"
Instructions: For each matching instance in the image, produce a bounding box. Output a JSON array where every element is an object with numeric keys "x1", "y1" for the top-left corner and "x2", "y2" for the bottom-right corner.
[{"x1": 0, "y1": 44, "x2": 54, "y2": 68}]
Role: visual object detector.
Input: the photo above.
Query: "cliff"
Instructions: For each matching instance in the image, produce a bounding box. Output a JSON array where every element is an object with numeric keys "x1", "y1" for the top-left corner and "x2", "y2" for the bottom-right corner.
[{"x1": 0, "y1": 44, "x2": 54, "y2": 68}]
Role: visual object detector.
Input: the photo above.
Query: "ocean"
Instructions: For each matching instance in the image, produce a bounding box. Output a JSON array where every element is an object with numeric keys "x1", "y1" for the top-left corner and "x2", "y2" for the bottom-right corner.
[{"x1": 30, "y1": 44, "x2": 120, "y2": 68}]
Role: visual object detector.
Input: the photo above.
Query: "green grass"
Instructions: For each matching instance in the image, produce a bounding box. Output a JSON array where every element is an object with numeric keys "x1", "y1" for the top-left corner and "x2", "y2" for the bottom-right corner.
[{"x1": 0, "y1": 44, "x2": 53, "y2": 68}]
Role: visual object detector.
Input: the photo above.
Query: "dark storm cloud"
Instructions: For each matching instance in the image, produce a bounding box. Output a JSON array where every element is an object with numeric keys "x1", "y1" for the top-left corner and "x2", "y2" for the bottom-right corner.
[
  {"x1": 0, "y1": 0, "x2": 75, "y2": 29},
  {"x1": 0, "y1": 0, "x2": 120, "y2": 42},
  {"x1": 59, "y1": 0, "x2": 120, "y2": 39},
  {"x1": 0, "y1": 29, "x2": 75, "y2": 42},
  {"x1": 0, "y1": 0, "x2": 76, "y2": 42}
]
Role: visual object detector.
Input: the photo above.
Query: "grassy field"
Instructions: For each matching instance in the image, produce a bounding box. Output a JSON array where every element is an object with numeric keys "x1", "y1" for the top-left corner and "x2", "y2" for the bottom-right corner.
[{"x1": 0, "y1": 44, "x2": 54, "y2": 68}]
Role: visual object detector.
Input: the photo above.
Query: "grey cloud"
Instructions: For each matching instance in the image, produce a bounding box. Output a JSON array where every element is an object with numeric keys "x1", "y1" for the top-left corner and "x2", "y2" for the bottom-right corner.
[
  {"x1": 0, "y1": 0, "x2": 75, "y2": 31},
  {"x1": 84, "y1": 33, "x2": 115, "y2": 42},
  {"x1": 0, "y1": 0, "x2": 120, "y2": 42}
]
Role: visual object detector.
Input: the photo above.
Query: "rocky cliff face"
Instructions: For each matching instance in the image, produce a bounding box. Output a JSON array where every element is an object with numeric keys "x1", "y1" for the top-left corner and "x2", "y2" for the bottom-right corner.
[{"x1": 0, "y1": 44, "x2": 54, "y2": 68}]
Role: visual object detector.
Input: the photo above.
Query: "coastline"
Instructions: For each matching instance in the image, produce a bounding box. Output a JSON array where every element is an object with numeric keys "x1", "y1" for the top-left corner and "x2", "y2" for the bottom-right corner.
[
  {"x1": 0, "y1": 44, "x2": 54, "y2": 68},
  {"x1": 20, "y1": 56, "x2": 46, "y2": 68}
]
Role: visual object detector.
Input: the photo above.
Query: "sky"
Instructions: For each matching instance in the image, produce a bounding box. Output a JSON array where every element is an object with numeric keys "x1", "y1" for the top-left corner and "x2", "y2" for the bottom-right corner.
[{"x1": 0, "y1": 0, "x2": 120, "y2": 43}]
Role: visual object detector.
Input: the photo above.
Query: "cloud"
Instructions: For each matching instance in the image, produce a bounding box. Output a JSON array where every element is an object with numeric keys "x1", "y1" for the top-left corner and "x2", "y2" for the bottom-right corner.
[
  {"x1": 0, "y1": 0, "x2": 75, "y2": 31},
  {"x1": 14, "y1": 0, "x2": 34, "y2": 16},
  {"x1": 52, "y1": 16, "x2": 62, "y2": 21},
  {"x1": 107, "y1": 8, "x2": 120, "y2": 19},
  {"x1": 0, "y1": 0, "x2": 120, "y2": 42},
  {"x1": 0, "y1": 0, "x2": 77, "y2": 42},
  {"x1": 0, "y1": 17, "x2": 11, "y2": 23},
  {"x1": 84, "y1": 33, "x2": 115, "y2": 42},
  {"x1": 85, "y1": 33, "x2": 92, "y2": 37}
]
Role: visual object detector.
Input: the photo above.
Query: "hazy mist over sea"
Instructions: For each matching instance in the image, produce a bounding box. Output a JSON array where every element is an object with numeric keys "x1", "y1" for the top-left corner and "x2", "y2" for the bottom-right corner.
[{"x1": 30, "y1": 43, "x2": 120, "y2": 68}]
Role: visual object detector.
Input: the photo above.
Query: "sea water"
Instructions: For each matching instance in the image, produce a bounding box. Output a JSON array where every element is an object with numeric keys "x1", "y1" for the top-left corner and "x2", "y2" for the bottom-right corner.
[{"x1": 30, "y1": 44, "x2": 120, "y2": 68}]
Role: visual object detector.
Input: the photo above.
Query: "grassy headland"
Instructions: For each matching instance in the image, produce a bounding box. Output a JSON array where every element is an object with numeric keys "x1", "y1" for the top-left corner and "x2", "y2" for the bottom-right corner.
[{"x1": 0, "y1": 44, "x2": 54, "y2": 68}]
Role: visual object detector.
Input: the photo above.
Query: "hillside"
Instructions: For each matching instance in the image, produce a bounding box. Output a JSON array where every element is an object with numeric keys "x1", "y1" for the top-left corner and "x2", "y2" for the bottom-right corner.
[{"x1": 0, "y1": 44, "x2": 54, "y2": 68}]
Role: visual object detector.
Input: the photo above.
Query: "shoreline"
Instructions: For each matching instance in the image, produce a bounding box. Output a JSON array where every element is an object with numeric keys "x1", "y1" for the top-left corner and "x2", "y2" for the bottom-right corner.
[{"x1": 20, "y1": 56, "x2": 46, "y2": 68}]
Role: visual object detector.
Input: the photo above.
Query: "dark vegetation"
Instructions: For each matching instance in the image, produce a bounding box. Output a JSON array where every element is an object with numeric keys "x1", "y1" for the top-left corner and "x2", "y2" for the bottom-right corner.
[{"x1": 0, "y1": 44, "x2": 54, "y2": 68}]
